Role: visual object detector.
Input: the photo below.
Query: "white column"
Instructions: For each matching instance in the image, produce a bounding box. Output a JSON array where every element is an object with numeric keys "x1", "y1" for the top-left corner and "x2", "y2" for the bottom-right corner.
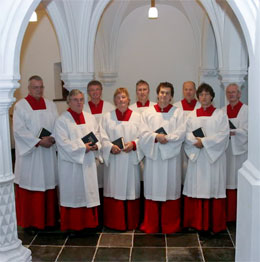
[
  {"x1": 0, "y1": 78, "x2": 31, "y2": 262},
  {"x1": 235, "y1": 6, "x2": 260, "y2": 262},
  {"x1": 60, "y1": 72, "x2": 94, "y2": 103}
]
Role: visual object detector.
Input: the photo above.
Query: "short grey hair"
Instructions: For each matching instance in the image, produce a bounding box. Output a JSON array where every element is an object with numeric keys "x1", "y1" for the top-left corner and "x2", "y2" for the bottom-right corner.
[
  {"x1": 226, "y1": 83, "x2": 241, "y2": 92},
  {"x1": 66, "y1": 89, "x2": 84, "y2": 104}
]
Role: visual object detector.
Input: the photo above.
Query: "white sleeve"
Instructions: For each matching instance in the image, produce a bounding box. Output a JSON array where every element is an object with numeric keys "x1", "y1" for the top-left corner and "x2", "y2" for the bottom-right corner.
[{"x1": 54, "y1": 116, "x2": 86, "y2": 164}]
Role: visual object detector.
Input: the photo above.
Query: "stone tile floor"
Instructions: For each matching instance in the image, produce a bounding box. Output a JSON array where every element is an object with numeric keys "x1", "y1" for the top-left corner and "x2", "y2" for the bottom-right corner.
[{"x1": 18, "y1": 222, "x2": 236, "y2": 262}]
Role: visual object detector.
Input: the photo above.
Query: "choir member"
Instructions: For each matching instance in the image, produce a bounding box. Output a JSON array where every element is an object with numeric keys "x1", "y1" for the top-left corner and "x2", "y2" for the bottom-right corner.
[
  {"x1": 139, "y1": 82, "x2": 186, "y2": 234},
  {"x1": 222, "y1": 83, "x2": 248, "y2": 222},
  {"x1": 129, "y1": 80, "x2": 155, "y2": 113},
  {"x1": 54, "y1": 89, "x2": 100, "y2": 231},
  {"x1": 13, "y1": 75, "x2": 59, "y2": 230},
  {"x1": 100, "y1": 88, "x2": 142, "y2": 231},
  {"x1": 84, "y1": 80, "x2": 114, "y2": 225},
  {"x1": 183, "y1": 83, "x2": 229, "y2": 233},
  {"x1": 174, "y1": 81, "x2": 200, "y2": 183}
]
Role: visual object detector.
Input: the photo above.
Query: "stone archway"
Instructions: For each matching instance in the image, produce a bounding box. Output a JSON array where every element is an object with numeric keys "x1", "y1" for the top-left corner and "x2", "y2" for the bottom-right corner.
[{"x1": 0, "y1": 1, "x2": 259, "y2": 262}]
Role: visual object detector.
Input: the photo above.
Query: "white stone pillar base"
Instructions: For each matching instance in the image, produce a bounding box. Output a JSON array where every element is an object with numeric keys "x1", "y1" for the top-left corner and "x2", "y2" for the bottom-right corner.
[
  {"x1": 0, "y1": 239, "x2": 31, "y2": 262},
  {"x1": 236, "y1": 161, "x2": 260, "y2": 262}
]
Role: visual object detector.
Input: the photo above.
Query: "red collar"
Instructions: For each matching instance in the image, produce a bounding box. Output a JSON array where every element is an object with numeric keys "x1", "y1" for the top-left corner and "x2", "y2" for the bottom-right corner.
[
  {"x1": 25, "y1": 95, "x2": 46, "y2": 110},
  {"x1": 227, "y1": 101, "x2": 243, "y2": 118},
  {"x1": 67, "y1": 108, "x2": 85, "y2": 125},
  {"x1": 196, "y1": 105, "x2": 216, "y2": 117},
  {"x1": 115, "y1": 108, "x2": 132, "y2": 121},
  {"x1": 154, "y1": 104, "x2": 173, "y2": 113},
  {"x1": 88, "y1": 100, "x2": 104, "y2": 114},
  {"x1": 136, "y1": 100, "x2": 150, "y2": 108},
  {"x1": 181, "y1": 99, "x2": 197, "y2": 111}
]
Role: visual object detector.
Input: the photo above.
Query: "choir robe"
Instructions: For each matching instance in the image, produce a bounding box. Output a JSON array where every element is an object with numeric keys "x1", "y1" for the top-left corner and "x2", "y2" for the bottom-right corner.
[
  {"x1": 183, "y1": 105, "x2": 229, "y2": 233},
  {"x1": 84, "y1": 100, "x2": 114, "y2": 188},
  {"x1": 174, "y1": 99, "x2": 200, "y2": 183},
  {"x1": 100, "y1": 108, "x2": 142, "y2": 230},
  {"x1": 222, "y1": 102, "x2": 248, "y2": 221},
  {"x1": 54, "y1": 109, "x2": 100, "y2": 231},
  {"x1": 13, "y1": 96, "x2": 59, "y2": 229},
  {"x1": 129, "y1": 100, "x2": 156, "y2": 114},
  {"x1": 139, "y1": 104, "x2": 186, "y2": 233}
]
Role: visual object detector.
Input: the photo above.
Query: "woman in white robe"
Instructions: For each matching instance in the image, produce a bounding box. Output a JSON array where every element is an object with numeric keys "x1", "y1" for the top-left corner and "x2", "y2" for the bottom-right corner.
[
  {"x1": 54, "y1": 89, "x2": 100, "y2": 231},
  {"x1": 183, "y1": 83, "x2": 229, "y2": 233},
  {"x1": 100, "y1": 88, "x2": 142, "y2": 231},
  {"x1": 222, "y1": 83, "x2": 248, "y2": 222},
  {"x1": 139, "y1": 82, "x2": 186, "y2": 234}
]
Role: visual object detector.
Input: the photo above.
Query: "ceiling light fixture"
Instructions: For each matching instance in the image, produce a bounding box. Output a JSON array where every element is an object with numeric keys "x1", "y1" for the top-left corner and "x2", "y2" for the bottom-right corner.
[
  {"x1": 29, "y1": 11, "x2": 37, "y2": 22},
  {"x1": 148, "y1": 0, "x2": 158, "y2": 19}
]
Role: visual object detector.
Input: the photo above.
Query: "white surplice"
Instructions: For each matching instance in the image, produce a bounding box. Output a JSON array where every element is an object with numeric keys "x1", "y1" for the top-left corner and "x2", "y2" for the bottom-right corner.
[
  {"x1": 54, "y1": 111, "x2": 100, "y2": 208},
  {"x1": 100, "y1": 110, "x2": 142, "y2": 200},
  {"x1": 183, "y1": 109, "x2": 229, "y2": 198},
  {"x1": 139, "y1": 106, "x2": 186, "y2": 201},
  {"x1": 222, "y1": 104, "x2": 248, "y2": 189},
  {"x1": 84, "y1": 101, "x2": 115, "y2": 188},
  {"x1": 129, "y1": 101, "x2": 156, "y2": 114},
  {"x1": 13, "y1": 98, "x2": 58, "y2": 191},
  {"x1": 174, "y1": 100, "x2": 200, "y2": 183}
]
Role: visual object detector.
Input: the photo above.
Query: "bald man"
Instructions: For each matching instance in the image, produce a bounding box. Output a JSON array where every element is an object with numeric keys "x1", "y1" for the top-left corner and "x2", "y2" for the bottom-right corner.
[
  {"x1": 174, "y1": 81, "x2": 200, "y2": 183},
  {"x1": 222, "y1": 83, "x2": 248, "y2": 222}
]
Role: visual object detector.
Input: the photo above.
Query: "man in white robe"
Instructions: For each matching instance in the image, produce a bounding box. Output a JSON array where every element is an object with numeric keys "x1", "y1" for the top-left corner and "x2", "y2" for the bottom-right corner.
[
  {"x1": 54, "y1": 89, "x2": 100, "y2": 231},
  {"x1": 183, "y1": 83, "x2": 229, "y2": 233},
  {"x1": 139, "y1": 82, "x2": 186, "y2": 234},
  {"x1": 174, "y1": 81, "x2": 200, "y2": 183},
  {"x1": 13, "y1": 75, "x2": 59, "y2": 230},
  {"x1": 100, "y1": 88, "x2": 142, "y2": 231},
  {"x1": 129, "y1": 80, "x2": 156, "y2": 113},
  {"x1": 222, "y1": 83, "x2": 248, "y2": 222},
  {"x1": 84, "y1": 80, "x2": 114, "y2": 226}
]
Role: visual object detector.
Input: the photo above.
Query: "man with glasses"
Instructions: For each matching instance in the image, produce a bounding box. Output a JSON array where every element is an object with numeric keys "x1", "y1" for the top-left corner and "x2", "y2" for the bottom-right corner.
[{"x1": 13, "y1": 75, "x2": 59, "y2": 231}]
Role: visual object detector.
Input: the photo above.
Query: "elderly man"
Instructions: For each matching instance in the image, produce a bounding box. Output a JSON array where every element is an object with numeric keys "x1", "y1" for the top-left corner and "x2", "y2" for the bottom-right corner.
[
  {"x1": 174, "y1": 81, "x2": 200, "y2": 183},
  {"x1": 54, "y1": 89, "x2": 100, "y2": 231},
  {"x1": 222, "y1": 83, "x2": 248, "y2": 222},
  {"x1": 13, "y1": 75, "x2": 59, "y2": 230},
  {"x1": 129, "y1": 80, "x2": 155, "y2": 113}
]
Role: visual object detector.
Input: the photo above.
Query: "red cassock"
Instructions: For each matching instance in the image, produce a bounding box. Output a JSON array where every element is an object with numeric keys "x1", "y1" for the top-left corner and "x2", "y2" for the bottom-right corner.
[{"x1": 14, "y1": 95, "x2": 59, "y2": 229}]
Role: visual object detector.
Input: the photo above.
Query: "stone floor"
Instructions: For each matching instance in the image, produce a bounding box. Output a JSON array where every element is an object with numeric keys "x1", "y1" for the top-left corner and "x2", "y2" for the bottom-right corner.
[{"x1": 18, "y1": 222, "x2": 236, "y2": 262}]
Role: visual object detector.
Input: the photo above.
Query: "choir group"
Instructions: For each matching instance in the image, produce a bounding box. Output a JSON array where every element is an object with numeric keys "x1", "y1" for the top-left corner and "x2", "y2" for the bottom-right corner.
[{"x1": 13, "y1": 76, "x2": 248, "y2": 235}]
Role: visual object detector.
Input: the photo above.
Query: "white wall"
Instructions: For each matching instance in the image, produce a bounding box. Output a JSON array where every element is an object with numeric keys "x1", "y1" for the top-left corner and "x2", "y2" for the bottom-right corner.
[
  {"x1": 100, "y1": 4, "x2": 200, "y2": 104},
  {"x1": 16, "y1": 8, "x2": 61, "y2": 102}
]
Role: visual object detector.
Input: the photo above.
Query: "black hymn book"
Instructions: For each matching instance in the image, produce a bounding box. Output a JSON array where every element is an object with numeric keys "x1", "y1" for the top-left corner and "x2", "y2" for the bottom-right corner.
[
  {"x1": 81, "y1": 131, "x2": 98, "y2": 146},
  {"x1": 112, "y1": 137, "x2": 125, "y2": 150},
  {"x1": 192, "y1": 127, "x2": 205, "y2": 138},
  {"x1": 38, "y1": 128, "x2": 52, "y2": 139},
  {"x1": 229, "y1": 120, "x2": 236, "y2": 129},
  {"x1": 155, "y1": 127, "x2": 167, "y2": 135}
]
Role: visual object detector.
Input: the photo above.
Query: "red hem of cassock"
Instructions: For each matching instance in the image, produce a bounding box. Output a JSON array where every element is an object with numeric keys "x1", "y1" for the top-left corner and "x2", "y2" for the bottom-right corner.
[
  {"x1": 15, "y1": 186, "x2": 59, "y2": 229},
  {"x1": 226, "y1": 189, "x2": 237, "y2": 222},
  {"x1": 103, "y1": 197, "x2": 140, "y2": 231},
  {"x1": 60, "y1": 206, "x2": 99, "y2": 231},
  {"x1": 183, "y1": 196, "x2": 226, "y2": 233},
  {"x1": 140, "y1": 199, "x2": 181, "y2": 234}
]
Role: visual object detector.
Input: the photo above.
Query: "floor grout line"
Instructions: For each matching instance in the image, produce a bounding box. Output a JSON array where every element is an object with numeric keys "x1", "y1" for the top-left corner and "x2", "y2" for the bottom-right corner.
[
  {"x1": 129, "y1": 231, "x2": 134, "y2": 262},
  {"x1": 197, "y1": 232, "x2": 206, "y2": 262},
  {"x1": 165, "y1": 234, "x2": 168, "y2": 262},
  {"x1": 92, "y1": 231, "x2": 102, "y2": 262},
  {"x1": 27, "y1": 232, "x2": 38, "y2": 248},
  {"x1": 227, "y1": 226, "x2": 236, "y2": 248},
  {"x1": 54, "y1": 235, "x2": 69, "y2": 262}
]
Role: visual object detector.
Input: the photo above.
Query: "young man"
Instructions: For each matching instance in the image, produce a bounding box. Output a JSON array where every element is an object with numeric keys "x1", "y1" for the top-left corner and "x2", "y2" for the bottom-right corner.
[
  {"x1": 13, "y1": 75, "x2": 59, "y2": 230},
  {"x1": 222, "y1": 83, "x2": 248, "y2": 222},
  {"x1": 139, "y1": 82, "x2": 186, "y2": 233}
]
